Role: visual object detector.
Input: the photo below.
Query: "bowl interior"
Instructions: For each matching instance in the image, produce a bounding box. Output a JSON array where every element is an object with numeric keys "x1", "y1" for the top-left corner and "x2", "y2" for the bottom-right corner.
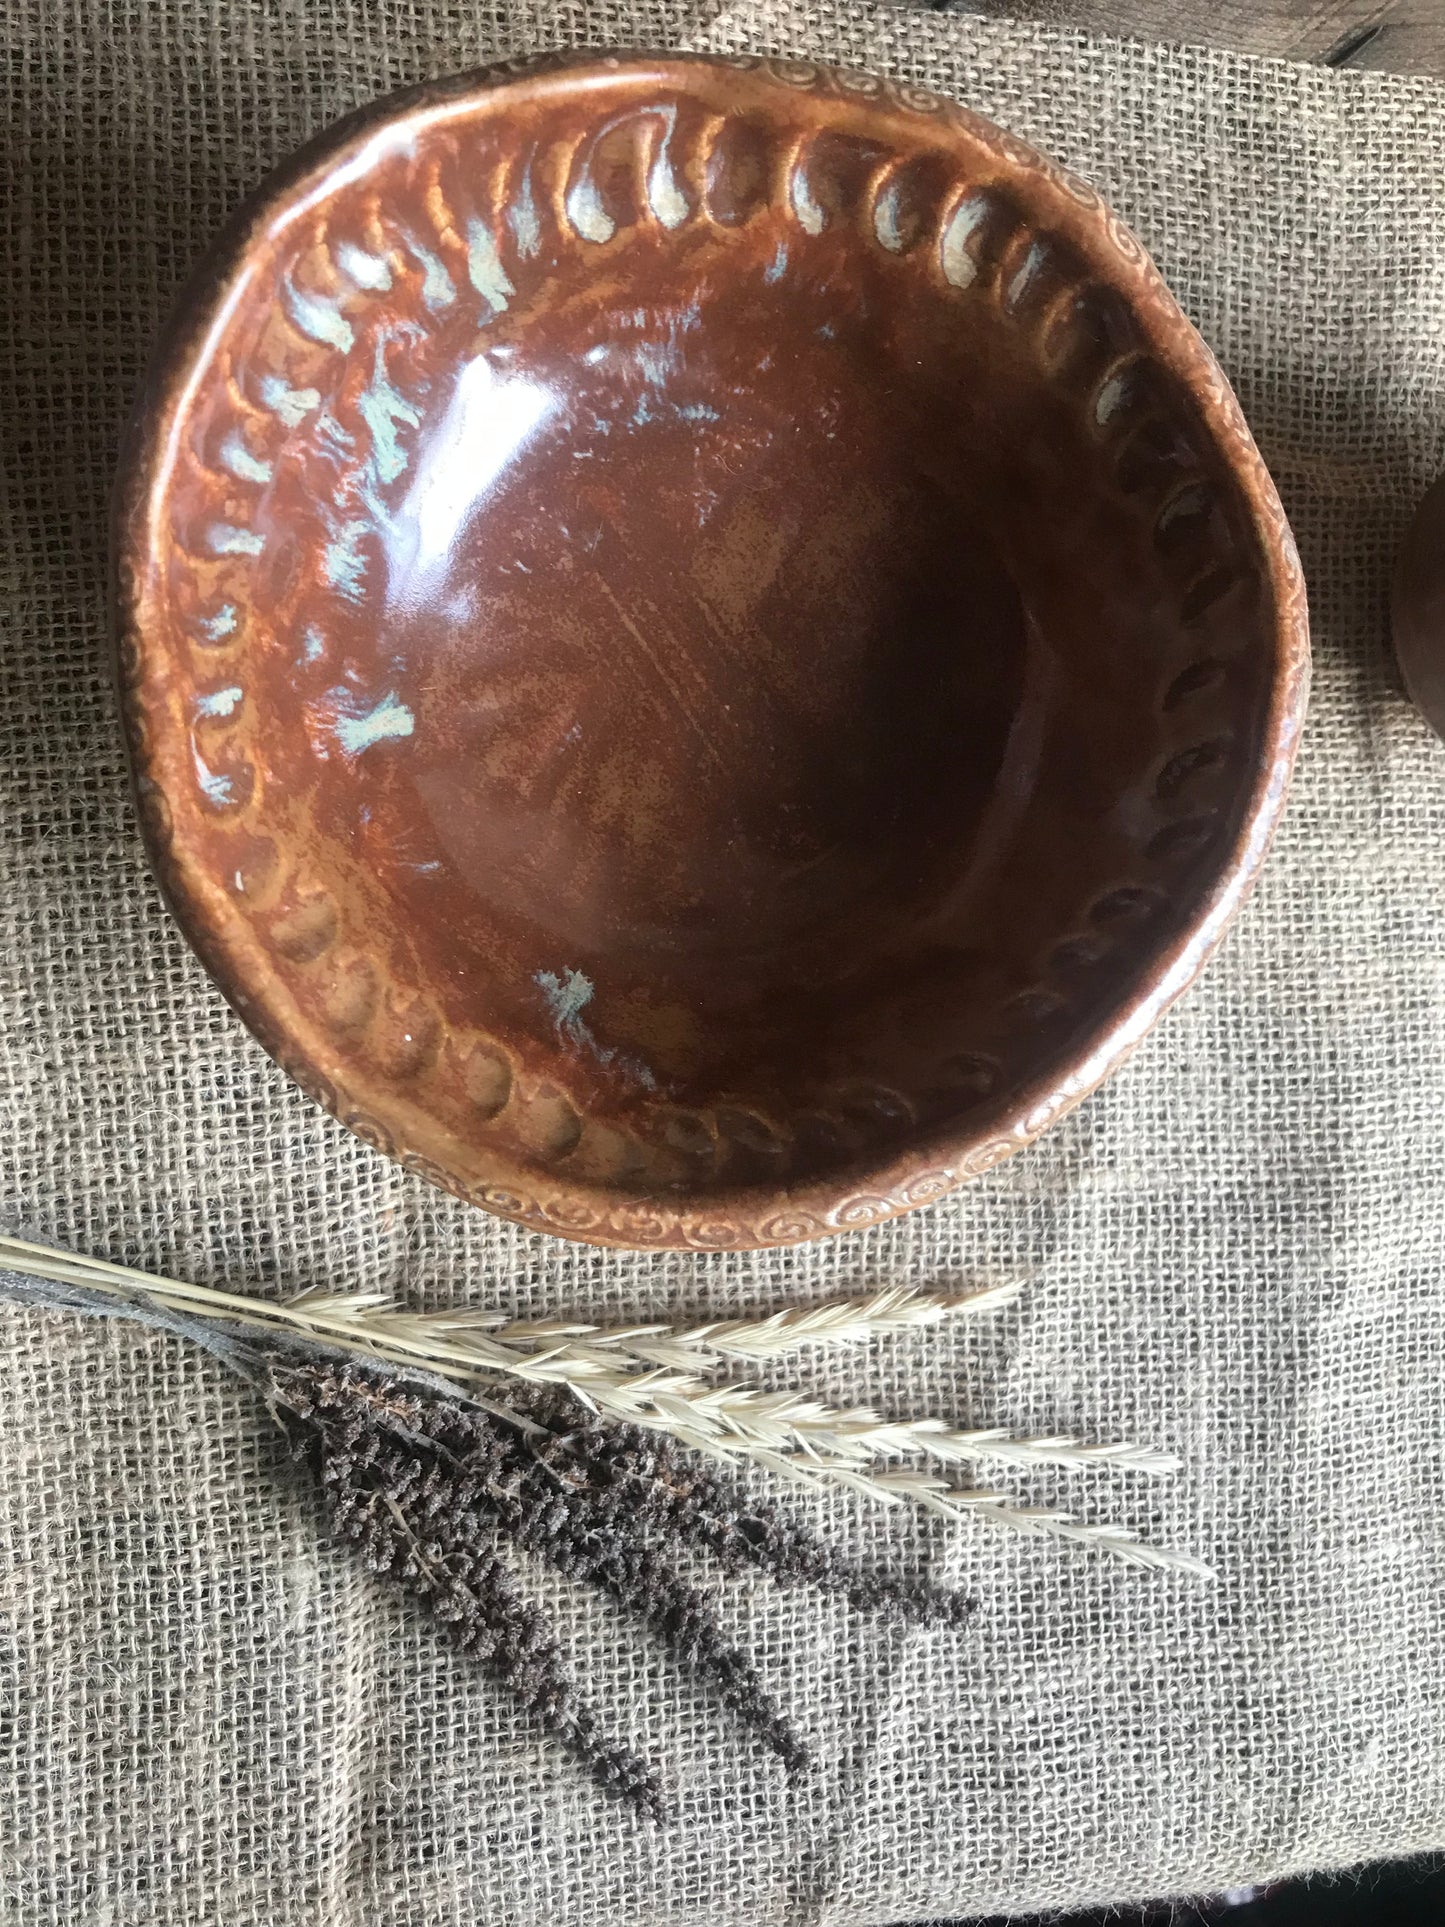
[{"x1": 121, "y1": 57, "x2": 1290, "y2": 1240}]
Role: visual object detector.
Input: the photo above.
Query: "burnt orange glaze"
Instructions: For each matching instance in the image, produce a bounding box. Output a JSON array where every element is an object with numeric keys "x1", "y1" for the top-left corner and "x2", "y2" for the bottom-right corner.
[{"x1": 113, "y1": 52, "x2": 1309, "y2": 1250}]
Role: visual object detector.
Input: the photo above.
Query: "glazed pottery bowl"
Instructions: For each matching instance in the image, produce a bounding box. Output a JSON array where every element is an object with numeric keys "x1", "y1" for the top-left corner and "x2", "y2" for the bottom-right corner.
[{"x1": 115, "y1": 52, "x2": 1309, "y2": 1250}]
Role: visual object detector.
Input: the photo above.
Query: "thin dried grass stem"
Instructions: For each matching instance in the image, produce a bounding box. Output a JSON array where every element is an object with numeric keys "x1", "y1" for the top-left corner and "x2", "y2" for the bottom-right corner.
[{"x1": 630, "y1": 1379, "x2": 1180, "y2": 1476}]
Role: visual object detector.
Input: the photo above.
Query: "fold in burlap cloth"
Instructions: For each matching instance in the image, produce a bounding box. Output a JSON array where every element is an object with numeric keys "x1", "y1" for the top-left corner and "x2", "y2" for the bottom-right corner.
[{"x1": 3, "y1": 3, "x2": 1444, "y2": 1921}]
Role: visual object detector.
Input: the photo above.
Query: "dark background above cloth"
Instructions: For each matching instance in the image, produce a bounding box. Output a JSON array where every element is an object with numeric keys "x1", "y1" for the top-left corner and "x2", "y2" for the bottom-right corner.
[{"x1": 932, "y1": 1, "x2": 1445, "y2": 78}]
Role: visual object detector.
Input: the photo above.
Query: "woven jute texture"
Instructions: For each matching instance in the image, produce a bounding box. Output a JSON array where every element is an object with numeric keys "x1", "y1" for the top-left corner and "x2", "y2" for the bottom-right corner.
[{"x1": 3, "y1": 3, "x2": 1444, "y2": 1921}]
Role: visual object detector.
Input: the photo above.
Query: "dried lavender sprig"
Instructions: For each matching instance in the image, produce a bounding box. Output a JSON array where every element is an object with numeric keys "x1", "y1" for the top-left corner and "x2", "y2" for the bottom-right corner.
[
  {"x1": 277, "y1": 1370, "x2": 666, "y2": 1815},
  {"x1": 485, "y1": 1450, "x2": 811, "y2": 1775},
  {"x1": 513, "y1": 1392, "x2": 975, "y2": 1628},
  {"x1": 277, "y1": 1366, "x2": 818, "y2": 1778},
  {"x1": 275, "y1": 1366, "x2": 983, "y2": 1778},
  {"x1": 423, "y1": 1378, "x2": 976, "y2": 1630}
]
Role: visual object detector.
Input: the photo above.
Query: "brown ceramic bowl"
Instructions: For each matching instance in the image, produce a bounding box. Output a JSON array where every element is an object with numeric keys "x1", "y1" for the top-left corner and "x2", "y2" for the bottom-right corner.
[{"x1": 114, "y1": 51, "x2": 1309, "y2": 1251}]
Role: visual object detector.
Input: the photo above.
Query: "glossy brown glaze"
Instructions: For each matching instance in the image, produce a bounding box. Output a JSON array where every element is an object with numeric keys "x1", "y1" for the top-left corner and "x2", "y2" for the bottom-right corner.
[{"x1": 114, "y1": 52, "x2": 1310, "y2": 1250}]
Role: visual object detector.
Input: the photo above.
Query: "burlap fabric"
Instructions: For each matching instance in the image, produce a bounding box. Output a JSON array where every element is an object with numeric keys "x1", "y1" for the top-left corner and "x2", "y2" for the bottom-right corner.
[{"x1": 3, "y1": 2, "x2": 1444, "y2": 1920}]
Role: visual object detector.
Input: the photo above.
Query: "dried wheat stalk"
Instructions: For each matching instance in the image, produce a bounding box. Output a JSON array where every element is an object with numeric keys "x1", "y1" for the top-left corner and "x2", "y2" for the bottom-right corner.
[
  {"x1": 0, "y1": 1232, "x2": 1207, "y2": 1577},
  {"x1": 773, "y1": 1462, "x2": 1215, "y2": 1577},
  {"x1": 294, "y1": 1280, "x2": 1177, "y2": 1477},
  {"x1": 416, "y1": 1278, "x2": 1028, "y2": 1371}
]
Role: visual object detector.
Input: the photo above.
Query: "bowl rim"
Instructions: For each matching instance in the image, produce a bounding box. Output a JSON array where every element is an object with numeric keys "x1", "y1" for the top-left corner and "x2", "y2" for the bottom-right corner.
[{"x1": 113, "y1": 47, "x2": 1311, "y2": 1252}]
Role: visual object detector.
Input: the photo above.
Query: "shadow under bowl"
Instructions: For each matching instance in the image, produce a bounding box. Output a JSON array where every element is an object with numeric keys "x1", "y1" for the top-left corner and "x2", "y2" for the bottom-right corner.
[{"x1": 114, "y1": 51, "x2": 1309, "y2": 1250}]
